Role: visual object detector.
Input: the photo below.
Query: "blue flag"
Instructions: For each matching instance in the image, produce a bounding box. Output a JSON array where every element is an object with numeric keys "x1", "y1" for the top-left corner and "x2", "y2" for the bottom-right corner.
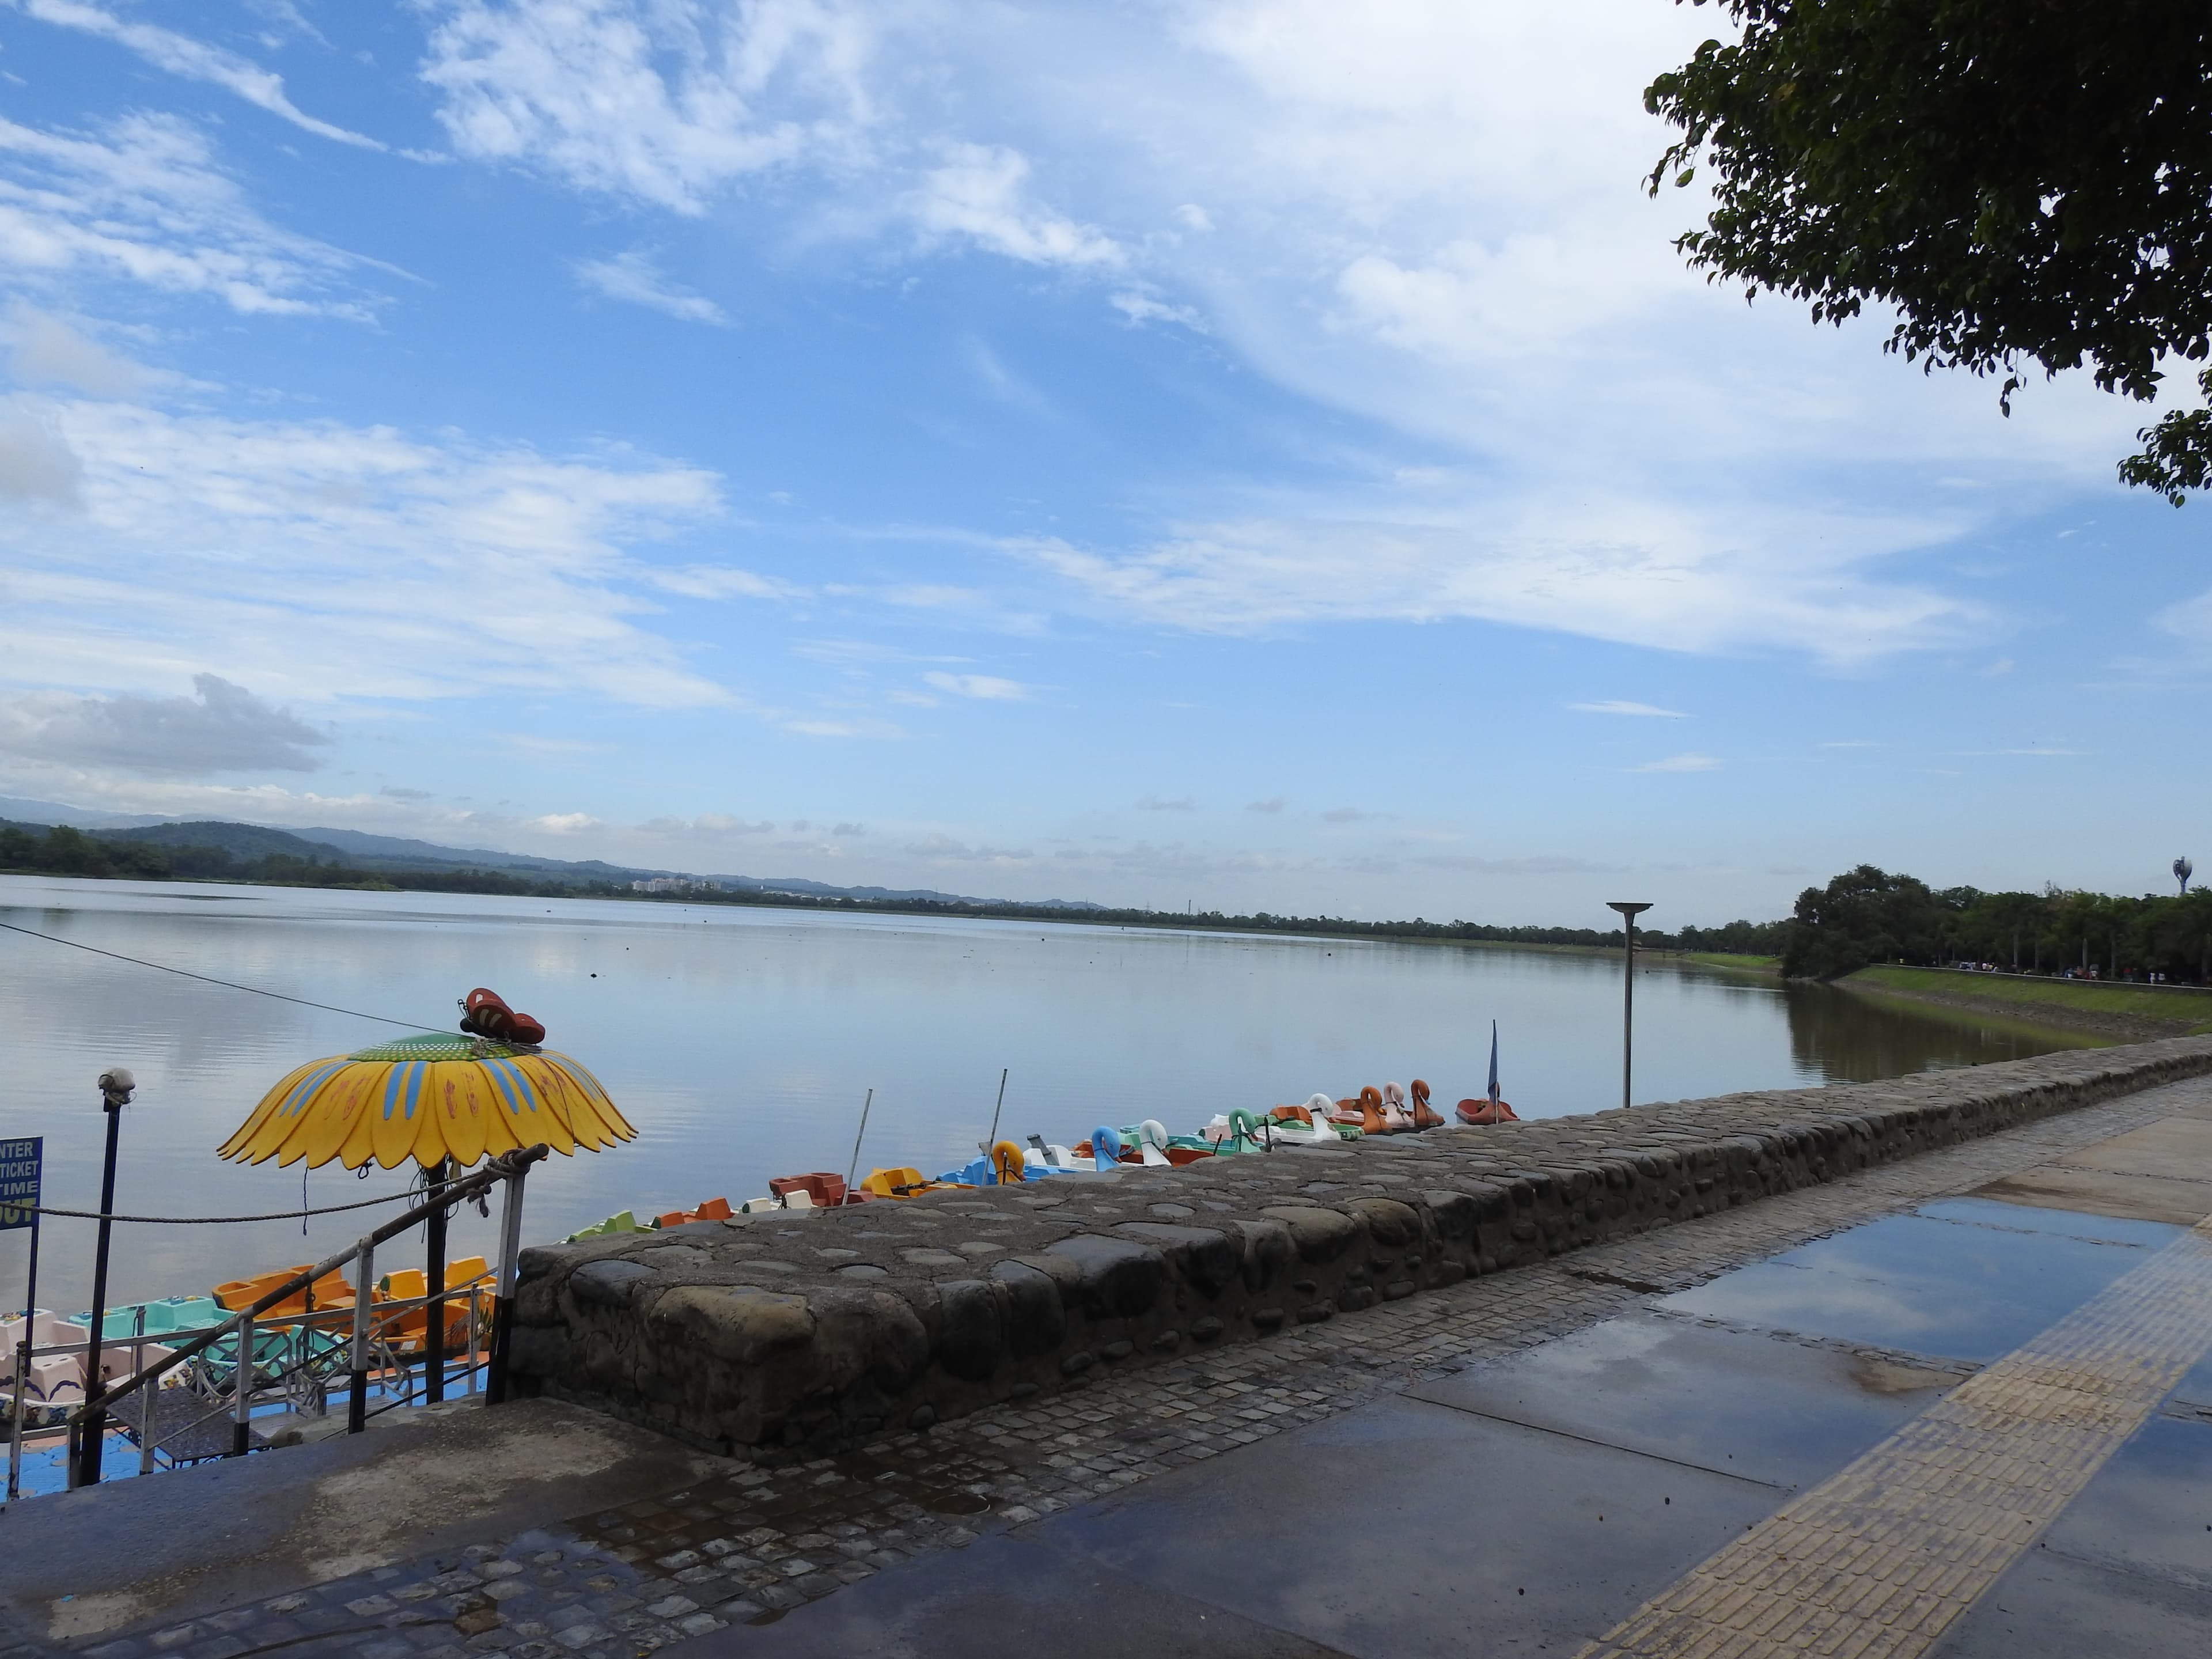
[{"x1": 1487, "y1": 1021, "x2": 1501, "y2": 1104}]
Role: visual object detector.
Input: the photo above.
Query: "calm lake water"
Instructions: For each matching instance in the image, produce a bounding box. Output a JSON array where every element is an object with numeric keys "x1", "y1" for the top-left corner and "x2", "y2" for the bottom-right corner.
[{"x1": 0, "y1": 874, "x2": 2094, "y2": 1313}]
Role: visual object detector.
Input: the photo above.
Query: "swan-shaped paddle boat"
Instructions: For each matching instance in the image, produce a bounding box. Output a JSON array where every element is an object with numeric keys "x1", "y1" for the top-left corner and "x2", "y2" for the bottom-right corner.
[{"x1": 1407, "y1": 1078, "x2": 1445, "y2": 1129}]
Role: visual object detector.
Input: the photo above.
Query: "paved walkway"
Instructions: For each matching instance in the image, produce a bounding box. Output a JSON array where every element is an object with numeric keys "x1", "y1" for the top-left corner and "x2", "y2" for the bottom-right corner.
[{"x1": 6, "y1": 1073, "x2": 2210, "y2": 1659}]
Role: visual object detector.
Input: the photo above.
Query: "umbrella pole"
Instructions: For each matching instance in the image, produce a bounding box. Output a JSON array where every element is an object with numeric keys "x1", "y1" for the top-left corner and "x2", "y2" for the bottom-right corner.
[
  {"x1": 423, "y1": 1156, "x2": 452, "y2": 1404},
  {"x1": 983, "y1": 1067, "x2": 1009, "y2": 1154},
  {"x1": 842, "y1": 1089, "x2": 874, "y2": 1207}
]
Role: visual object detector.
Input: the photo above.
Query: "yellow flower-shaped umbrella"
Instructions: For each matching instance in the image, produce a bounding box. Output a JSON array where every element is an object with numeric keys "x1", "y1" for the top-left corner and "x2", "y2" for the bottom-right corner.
[{"x1": 219, "y1": 1032, "x2": 635, "y2": 1170}]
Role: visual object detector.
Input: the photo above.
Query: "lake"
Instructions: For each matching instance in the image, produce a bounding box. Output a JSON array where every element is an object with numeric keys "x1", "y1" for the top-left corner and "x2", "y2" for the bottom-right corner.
[{"x1": 0, "y1": 874, "x2": 2094, "y2": 1314}]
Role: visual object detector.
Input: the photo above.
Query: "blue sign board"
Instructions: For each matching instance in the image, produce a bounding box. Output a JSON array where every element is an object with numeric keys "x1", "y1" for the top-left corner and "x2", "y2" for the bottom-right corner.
[{"x1": 0, "y1": 1138, "x2": 39, "y2": 1230}]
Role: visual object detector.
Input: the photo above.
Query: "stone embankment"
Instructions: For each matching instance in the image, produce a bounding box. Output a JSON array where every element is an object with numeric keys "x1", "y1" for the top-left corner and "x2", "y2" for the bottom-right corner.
[{"x1": 508, "y1": 1037, "x2": 2212, "y2": 1459}]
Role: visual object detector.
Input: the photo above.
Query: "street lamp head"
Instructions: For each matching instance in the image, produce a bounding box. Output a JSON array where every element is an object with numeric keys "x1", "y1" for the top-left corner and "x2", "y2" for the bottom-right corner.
[
  {"x1": 97, "y1": 1066, "x2": 135, "y2": 1107},
  {"x1": 1607, "y1": 902, "x2": 1653, "y2": 919}
]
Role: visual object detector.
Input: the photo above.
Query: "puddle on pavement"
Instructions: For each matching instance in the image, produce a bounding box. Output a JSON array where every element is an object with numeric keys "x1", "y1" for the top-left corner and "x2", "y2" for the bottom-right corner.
[
  {"x1": 1657, "y1": 1199, "x2": 2185, "y2": 1365},
  {"x1": 1409, "y1": 1310, "x2": 1962, "y2": 1489}
]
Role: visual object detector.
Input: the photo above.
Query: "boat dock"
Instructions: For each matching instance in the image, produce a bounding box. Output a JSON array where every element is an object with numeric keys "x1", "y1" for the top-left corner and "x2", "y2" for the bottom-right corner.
[{"x1": 5, "y1": 1043, "x2": 2211, "y2": 1658}]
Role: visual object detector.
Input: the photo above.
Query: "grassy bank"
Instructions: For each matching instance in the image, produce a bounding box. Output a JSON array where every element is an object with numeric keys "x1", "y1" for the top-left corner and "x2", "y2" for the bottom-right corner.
[
  {"x1": 1685, "y1": 952, "x2": 1782, "y2": 974},
  {"x1": 1844, "y1": 965, "x2": 2212, "y2": 1040}
]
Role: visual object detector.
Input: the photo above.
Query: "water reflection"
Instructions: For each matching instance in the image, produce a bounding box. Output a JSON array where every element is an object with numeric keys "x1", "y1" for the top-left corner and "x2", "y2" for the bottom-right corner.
[
  {"x1": 1778, "y1": 976, "x2": 2103, "y2": 1081},
  {"x1": 0, "y1": 876, "x2": 2093, "y2": 1311}
]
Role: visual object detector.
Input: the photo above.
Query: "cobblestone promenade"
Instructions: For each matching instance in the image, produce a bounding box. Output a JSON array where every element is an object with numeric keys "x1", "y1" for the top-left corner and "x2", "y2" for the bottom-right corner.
[{"x1": 19, "y1": 1058, "x2": 2211, "y2": 1659}]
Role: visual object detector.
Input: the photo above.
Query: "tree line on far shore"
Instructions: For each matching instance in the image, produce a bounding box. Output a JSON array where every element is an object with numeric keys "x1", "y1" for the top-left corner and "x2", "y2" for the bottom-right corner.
[
  {"x1": 13, "y1": 824, "x2": 2198, "y2": 986},
  {"x1": 1782, "y1": 865, "x2": 2212, "y2": 983},
  {"x1": 0, "y1": 821, "x2": 1789, "y2": 951}
]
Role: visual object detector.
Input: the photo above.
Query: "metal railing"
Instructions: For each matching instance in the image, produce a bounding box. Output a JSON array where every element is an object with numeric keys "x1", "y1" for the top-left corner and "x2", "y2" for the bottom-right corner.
[{"x1": 3, "y1": 1143, "x2": 546, "y2": 1502}]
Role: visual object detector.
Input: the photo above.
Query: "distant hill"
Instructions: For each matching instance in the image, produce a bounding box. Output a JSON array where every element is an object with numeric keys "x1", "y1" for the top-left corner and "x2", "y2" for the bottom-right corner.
[
  {"x1": 104, "y1": 820, "x2": 354, "y2": 861},
  {"x1": 0, "y1": 795, "x2": 177, "y2": 830},
  {"x1": 1, "y1": 808, "x2": 1104, "y2": 908}
]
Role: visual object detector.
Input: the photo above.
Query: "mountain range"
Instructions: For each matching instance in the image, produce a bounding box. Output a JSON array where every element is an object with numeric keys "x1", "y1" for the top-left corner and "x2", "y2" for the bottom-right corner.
[{"x1": 0, "y1": 795, "x2": 1096, "y2": 909}]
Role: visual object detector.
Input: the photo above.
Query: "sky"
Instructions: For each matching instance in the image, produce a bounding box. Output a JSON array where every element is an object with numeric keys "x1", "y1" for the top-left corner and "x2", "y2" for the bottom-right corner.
[{"x1": 0, "y1": 1, "x2": 2206, "y2": 925}]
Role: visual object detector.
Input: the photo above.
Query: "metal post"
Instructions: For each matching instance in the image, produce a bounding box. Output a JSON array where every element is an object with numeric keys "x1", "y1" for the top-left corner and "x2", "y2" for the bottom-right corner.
[
  {"x1": 485, "y1": 1162, "x2": 528, "y2": 1406},
  {"x1": 230, "y1": 1309, "x2": 253, "y2": 1457},
  {"x1": 134, "y1": 1314, "x2": 154, "y2": 1476},
  {"x1": 1607, "y1": 903, "x2": 1652, "y2": 1112},
  {"x1": 7, "y1": 1339, "x2": 26, "y2": 1501},
  {"x1": 423, "y1": 1157, "x2": 451, "y2": 1405},
  {"x1": 73, "y1": 1074, "x2": 130, "y2": 1487},
  {"x1": 842, "y1": 1088, "x2": 874, "y2": 1207},
  {"x1": 347, "y1": 1238, "x2": 374, "y2": 1434},
  {"x1": 464, "y1": 1285, "x2": 480, "y2": 1396}
]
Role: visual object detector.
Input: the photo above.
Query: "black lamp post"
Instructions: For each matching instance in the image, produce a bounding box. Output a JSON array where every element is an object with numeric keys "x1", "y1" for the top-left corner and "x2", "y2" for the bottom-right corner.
[
  {"x1": 1607, "y1": 904, "x2": 1652, "y2": 1111},
  {"x1": 70, "y1": 1066, "x2": 135, "y2": 1488}
]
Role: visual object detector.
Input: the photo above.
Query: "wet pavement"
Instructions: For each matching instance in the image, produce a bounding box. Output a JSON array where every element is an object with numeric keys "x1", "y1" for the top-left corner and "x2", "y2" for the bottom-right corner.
[
  {"x1": 7, "y1": 1070, "x2": 2212, "y2": 1659},
  {"x1": 677, "y1": 1081, "x2": 2212, "y2": 1659}
]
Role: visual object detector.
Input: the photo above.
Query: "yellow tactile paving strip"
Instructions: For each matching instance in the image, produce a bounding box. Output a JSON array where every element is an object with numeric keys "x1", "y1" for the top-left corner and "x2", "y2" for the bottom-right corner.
[{"x1": 1577, "y1": 1214, "x2": 2212, "y2": 1659}]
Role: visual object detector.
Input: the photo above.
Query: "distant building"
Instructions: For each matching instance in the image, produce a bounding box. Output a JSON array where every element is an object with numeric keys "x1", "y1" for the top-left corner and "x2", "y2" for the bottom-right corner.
[{"x1": 630, "y1": 877, "x2": 695, "y2": 893}]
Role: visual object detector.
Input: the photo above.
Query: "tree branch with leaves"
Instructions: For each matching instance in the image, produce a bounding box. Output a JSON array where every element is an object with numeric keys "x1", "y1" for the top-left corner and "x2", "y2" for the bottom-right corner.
[{"x1": 1646, "y1": 1, "x2": 2212, "y2": 503}]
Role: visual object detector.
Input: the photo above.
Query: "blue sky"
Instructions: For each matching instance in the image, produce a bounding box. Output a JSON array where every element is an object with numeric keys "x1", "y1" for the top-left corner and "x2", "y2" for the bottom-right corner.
[{"x1": 0, "y1": 0, "x2": 2205, "y2": 923}]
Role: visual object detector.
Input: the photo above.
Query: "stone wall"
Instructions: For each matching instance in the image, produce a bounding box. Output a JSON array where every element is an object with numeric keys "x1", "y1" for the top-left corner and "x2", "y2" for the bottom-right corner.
[{"x1": 507, "y1": 1037, "x2": 2212, "y2": 1459}]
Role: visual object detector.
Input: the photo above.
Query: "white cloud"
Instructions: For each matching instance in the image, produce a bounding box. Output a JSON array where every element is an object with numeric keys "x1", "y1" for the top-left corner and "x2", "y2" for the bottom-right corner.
[
  {"x1": 1631, "y1": 753, "x2": 1722, "y2": 773},
  {"x1": 1136, "y1": 794, "x2": 1195, "y2": 812},
  {"x1": 646, "y1": 563, "x2": 803, "y2": 600},
  {"x1": 0, "y1": 675, "x2": 329, "y2": 775},
  {"x1": 0, "y1": 391, "x2": 737, "y2": 711},
  {"x1": 920, "y1": 671, "x2": 1030, "y2": 700},
  {"x1": 0, "y1": 403, "x2": 82, "y2": 505},
  {"x1": 5, "y1": 306, "x2": 154, "y2": 395},
  {"x1": 0, "y1": 110, "x2": 377, "y2": 317},
  {"x1": 418, "y1": 0, "x2": 879, "y2": 214},
  {"x1": 907, "y1": 143, "x2": 1120, "y2": 267},
  {"x1": 1012, "y1": 498, "x2": 1981, "y2": 666},
  {"x1": 575, "y1": 249, "x2": 729, "y2": 325},
  {"x1": 5, "y1": 0, "x2": 382, "y2": 149},
  {"x1": 1570, "y1": 700, "x2": 1687, "y2": 718},
  {"x1": 1111, "y1": 289, "x2": 1205, "y2": 330}
]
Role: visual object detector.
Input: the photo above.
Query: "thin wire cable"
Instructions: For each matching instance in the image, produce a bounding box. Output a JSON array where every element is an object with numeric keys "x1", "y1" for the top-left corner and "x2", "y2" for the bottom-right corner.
[
  {"x1": 1, "y1": 1187, "x2": 426, "y2": 1225},
  {"x1": 0, "y1": 919, "x2": 444, "y2": 1032}
]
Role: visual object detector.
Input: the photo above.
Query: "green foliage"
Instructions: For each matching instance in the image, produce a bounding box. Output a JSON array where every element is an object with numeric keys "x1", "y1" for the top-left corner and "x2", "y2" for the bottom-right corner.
[
  {"x1": 1782, "y1": 863, "x2": 2212, "y2": 982},
  {"x1": 1647, "y1": 2, "x2": 2212, "y2": 502}
]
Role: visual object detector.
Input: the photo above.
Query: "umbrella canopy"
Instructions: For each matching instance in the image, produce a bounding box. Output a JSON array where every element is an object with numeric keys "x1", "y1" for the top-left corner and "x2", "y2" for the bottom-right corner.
[{"x1": 219, "y1": 1032, "x2": 635, "y2": 1170}]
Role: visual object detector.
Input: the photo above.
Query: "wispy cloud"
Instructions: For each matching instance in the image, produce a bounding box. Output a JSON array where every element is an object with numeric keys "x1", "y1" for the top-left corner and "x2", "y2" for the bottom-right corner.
[
  {"x1": 6, "y1": 0, "x2": 382, "y2": 149},
  {"x1": 419, "y1": 0, "x2": 878, "y2": 214},
  {"x1": 908, "y1": 143, "x2": 1120, "y2": 268},
  {"x1": 646, "y1": 564, "x2": 802, "y2": 600},
  {"x1": 1135, "y1": 794, "x2": 1195, "y2": 812},
  {"x1": 0, "y1": 391, "x2": 734, "y2": 711},
  {"x1": 921, "y1": 671, "x2": 1030, "y2": 701},
  {"x1": 0, "y1": 111, "x2": 379, "y2": 317},
  {"x1": 1571, "y1": 699, "x2": 1686, "y2": 718},
  {"x1": 1245, "y1": 796, "x2": 1285, "y2": 814},
  {"x1": 575, "y1": 250, "x2": 729, "y2": 325},
  {"x1": 1631, "y1": 753, "x2": 1722, "y2": 773}
]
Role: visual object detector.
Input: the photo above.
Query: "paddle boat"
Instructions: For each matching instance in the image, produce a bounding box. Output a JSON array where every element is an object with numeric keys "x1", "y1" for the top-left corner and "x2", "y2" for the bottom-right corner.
[
  {"x1": 770, "y1": 1172, "x2": 866, "y2": 1208},
  {"x1": 1407, "y1": 1078, "x2": 1446, "y2": 1129},
  {"x1": 1271, "y1": 1099, "x2": 1358, "y2": 1142},
  {"x1": 1459, "y1": 1020, "x2": 1520, "y2": 1124},
  {"x1": 859, "y1": 1166, "x2": 960, "y2": 1199},
  {"x1": 567, "y1": 1209, "x2": 645, "y2": 1241},
  {"x1": 650, "y1": 1196, "x2": 734, "y2": 1228},
  {"x1": 2, "y1": 1310, "x2": 103, "y2": 1428},
  {"x1": 1457, "y1": 1094, "x2": 1519, "y2": 1125}
]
